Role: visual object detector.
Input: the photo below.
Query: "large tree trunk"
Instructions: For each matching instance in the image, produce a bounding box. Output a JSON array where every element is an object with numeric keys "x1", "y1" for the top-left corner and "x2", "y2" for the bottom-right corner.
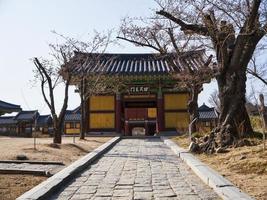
[
  {"x1": 216, "y1": 66, "x2": 253, "y2": 147},
  {"x1": 188, "y1": 84, "x2": 200, "y2": 133}
]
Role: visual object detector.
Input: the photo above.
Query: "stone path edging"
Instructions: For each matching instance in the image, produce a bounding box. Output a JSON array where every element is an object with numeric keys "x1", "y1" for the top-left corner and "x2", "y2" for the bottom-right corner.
[
  {"x1": 16, "y1": 136, "x2": 121, "y2": 200},
  {"x1": 161, "y1": 136, "x2": 254, "y2": 200},
  {"x1": 0, "y1": 169, "x2": 50, "y2": 176},
  {"x1": 0, "y1": 160, "x2": 64, "y2": 165}
]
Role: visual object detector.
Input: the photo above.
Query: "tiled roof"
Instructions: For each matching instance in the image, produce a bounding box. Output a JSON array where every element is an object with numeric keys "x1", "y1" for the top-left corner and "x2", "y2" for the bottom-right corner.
[
  {"x1": 37, "y1": 115, "x2": 52, "y2": 126},
  {"x1": 64, "y1": 113, "x2": 81, "y2": 122},
  {"x1": 199, "y1": 110, "x2": 218, "y2": 120},
  {"x1": 198, "y1": 104, "x2": 218, "y2": 120},
  {"x1": 0, "y1": 116, "x2": 17, "y2": 125},
  {"x1": 66, "y1": 49, "x2": 210, "y2": 76},
  {"x1": 72, "y1": 106, "x2": 81, "y2": 114},
  {"x1": 0, "y1": 100, "x2": 22, "y2": 114},
  {"x1": 15, "y1": 110, "x2": 39, "y2": 122}
]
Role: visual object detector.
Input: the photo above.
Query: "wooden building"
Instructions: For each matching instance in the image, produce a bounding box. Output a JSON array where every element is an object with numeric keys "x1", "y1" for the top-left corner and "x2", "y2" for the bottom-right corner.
[
  {"x1": 0, "y1": 111, "x2": 52, "y2": 136},
  {"x1": 14, "y1": 110, "x2": 39, "y2": 137},
  {"x1": 0, "y1": 116, "x2": 17, "y2": 135},
  {"x1": 64, "y1": 108, "x2": 81, "y2": 135},
  {"x1": 36, "y1": 115, "x2": 53, "y2": 134},
  {"x1": 197, "y1": 103, "x2": 218, "y2": 133},
  {"x1": 65, "y1": 50, "x2": 211, "y2": 136},
  {"x1": 0, "y1": 100, "x2": 22, "y2": 116}
]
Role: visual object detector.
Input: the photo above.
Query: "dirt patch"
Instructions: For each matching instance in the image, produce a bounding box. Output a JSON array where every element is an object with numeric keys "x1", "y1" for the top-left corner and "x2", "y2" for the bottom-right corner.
[
  {"x1": 172, "y1": 135, "x2": 267, "y2": 200},
  {"x1": 0, "y1": 136, "x2": 112, "y2": 199},
  {"x1": 0, "y1": 175, "x2": 46, "y2": 200}
]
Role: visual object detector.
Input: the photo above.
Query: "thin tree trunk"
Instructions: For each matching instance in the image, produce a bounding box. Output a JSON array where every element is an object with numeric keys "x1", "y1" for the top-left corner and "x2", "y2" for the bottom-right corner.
[
  {"x1": 80, "y1": 79, "x2": 86, "y2": 140},
  {"x1": 188, "y1": 84, "x2": 200, "y2": 133}
]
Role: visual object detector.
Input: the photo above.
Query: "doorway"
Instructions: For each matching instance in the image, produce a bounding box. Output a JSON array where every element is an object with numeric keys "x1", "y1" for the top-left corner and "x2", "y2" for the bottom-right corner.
[{"x1": 122, "y1": 96, "x2": 157, "y2": 136}]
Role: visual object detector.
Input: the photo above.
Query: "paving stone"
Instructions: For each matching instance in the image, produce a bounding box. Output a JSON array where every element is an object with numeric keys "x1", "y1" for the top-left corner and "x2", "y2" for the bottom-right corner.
[
  {"x1": 113, "y1": 189, "x2": 133, "y2": 197},
  {"x1": 70, "y1": 193, "x2": 93, "y2": 200},
  {"x1": 134, "y1": 191, "x2": 153, "y2": 199},
  {"x1": 76, "y1": 186, "x2": 97, "y2": 194}
]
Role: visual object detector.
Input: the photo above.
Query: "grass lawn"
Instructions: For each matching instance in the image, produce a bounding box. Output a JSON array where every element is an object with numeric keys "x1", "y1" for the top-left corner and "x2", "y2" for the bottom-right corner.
[
  {"x1": 0, "y1": 136, "x2": 112, "y2": 200},
  {"x1": 172, "y1": 135, "x2": 267, "y2": 200}
]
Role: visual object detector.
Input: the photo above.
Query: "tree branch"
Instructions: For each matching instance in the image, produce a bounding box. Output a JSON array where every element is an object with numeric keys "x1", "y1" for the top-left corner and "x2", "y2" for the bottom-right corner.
[
  {"x1": 247, "y1": 68, "x2": 267, "y2": 85},
  {"x1": 33, "y1": 60, "x2": 52, "y2": 111},
  {"x1": 246, "y1": 0, "x2": 261, "y2": 31},
  {"x1": 117, "y1": 36, "x2": 162, "y2": 52},
  {"x1": 167, "y1": 28, "x2": 180, "y2": 54},
  {"x1": 156, "y1": 10, "x2": 209, "y2": 36},
  {"x1": 34, "y1": 58, "x2": 56, "y2": 115}
]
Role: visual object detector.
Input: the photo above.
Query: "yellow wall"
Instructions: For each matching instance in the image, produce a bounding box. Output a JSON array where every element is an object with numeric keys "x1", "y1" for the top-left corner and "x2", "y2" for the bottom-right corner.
[
  {"x1": 90, "y1": 113, "x2": 115, "y2": 129},
  {"x1": 164, "y1": 93, "x2": 189, "y2": 110},
  {"x1": 165, "y1": 112, "x2": 189, "y2": 129},
  {"x1": 148, "y1": 108, "x2": 157, "y2": 118},
  {"x1": 65, "y1": 122, "x2": 81, "y2": 134},
  {"x1": 66, "y1": 128, "x2": 80, "y2": 134},
  {"x1": 90, "y1": 96, "x2": 115, "y2": 111}
]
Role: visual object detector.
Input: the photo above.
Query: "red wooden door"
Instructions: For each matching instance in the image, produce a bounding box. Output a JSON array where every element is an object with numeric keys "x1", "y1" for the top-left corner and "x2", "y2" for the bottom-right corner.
[{"x1": 125, "y1": 108, "x2": 148, "y2": 120}]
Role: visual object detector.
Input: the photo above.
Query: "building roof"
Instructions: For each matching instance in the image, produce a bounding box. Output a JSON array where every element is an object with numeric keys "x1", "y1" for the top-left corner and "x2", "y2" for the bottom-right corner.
[
  {"x1": 198, "y1": 103, "x2": 218, "y2": 120},
  {"x1": 37, "y1": 115, "x2": 52, "y2": 126},
  {"x1": 64, "y1": 113, "x2": 81, "y2": 122},
  {"x1": 66, "y1": 49, "x2": 211, "y2": 77},
  {"x1": 14, "y1": 110, "x2": 39, "y2": 122},
  {"x1": 0, "y1": 100, "x2": 22, "y2": 115},
  {"x1": 198, "y1": 103, "x2": 212, "y2": 112},
  {"x1": 0, "y1": 116, "x2": 17, "y2": 125},
  {"x1": 72, "y1": 106, "x2": 81, "y2": 114}
]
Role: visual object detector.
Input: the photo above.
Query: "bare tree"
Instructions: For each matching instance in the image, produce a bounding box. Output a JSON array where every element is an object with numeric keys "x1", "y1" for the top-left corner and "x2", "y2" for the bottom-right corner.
[
  {"x1": 33, "y1": 48, "x2": 72, "y2": 144},
  {"x1": 61, "y1": 31, "x2": 113, "y2": 140},
  {"x1": 154, "y1": 0, "x2": 267, "y2": 150},
  {"x1": 33, "y1": 31, "x2": 113, "y2": 143},
  {"x1": 118, "y1": 17, "x2": 215, "y2": 133}
]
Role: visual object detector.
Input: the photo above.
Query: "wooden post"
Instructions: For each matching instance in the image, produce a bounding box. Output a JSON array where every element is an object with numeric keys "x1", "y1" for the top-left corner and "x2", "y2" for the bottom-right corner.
[
  {"x1": 157, "y1": 88, "x2": 164, "y2": 132},
  {"x1": 125, "y1": 120, "x2": 129, "y2": 136},
  {"x1": 80, "y1": 79, "x2": 85, "y2": 140},
  {"x1": 85, "y1": 98, "x2": 89, "y2": 133},
  {"x1": 115, "y1": 93, "x2": 122, "y2": 134},
  {"x1": 259, "y1": 94, "x2": 266, "y2": 150}
]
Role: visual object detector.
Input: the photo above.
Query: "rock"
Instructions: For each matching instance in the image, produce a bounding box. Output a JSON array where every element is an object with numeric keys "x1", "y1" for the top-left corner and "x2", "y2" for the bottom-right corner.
[
  {"x1": 189, "y1": 142, "x2": 200, "y2": 153},
  {"x1": 240, "y1": 155, "x2": 246, "y2": 160},
  {"x1": 16, "y1": 154, "x2": 28, "y2": 160}
]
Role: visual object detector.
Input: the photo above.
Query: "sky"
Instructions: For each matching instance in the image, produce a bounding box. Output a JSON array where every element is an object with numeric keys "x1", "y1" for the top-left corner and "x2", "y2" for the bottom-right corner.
[{"x1": 0, "y1": 0, "x2": 261, "y2": 115}]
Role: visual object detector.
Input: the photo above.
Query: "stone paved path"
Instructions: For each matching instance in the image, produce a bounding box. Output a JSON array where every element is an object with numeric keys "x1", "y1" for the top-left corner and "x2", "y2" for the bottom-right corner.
[{"x1": 51, "y1": 138, "x2": 220, "y2": 200}]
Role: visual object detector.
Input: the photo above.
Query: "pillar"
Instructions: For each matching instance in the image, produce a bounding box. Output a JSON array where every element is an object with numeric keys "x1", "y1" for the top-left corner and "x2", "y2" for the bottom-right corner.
[
  {"x1": 125, "y1": 120, "x2": 130, "y2": 136},
  {"x1": 115, "y1": 93, "x2": 122, "y2": 134},
  {"x1": 157, "y1": 88, "x2": 164, "y2": 132}
]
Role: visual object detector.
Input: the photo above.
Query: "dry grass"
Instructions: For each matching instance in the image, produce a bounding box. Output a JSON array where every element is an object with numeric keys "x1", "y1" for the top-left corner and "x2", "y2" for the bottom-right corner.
[
  {"x1": 0, "y1": 136, "x2": 112, "y2": 200},
  {"x1": 0, "y1": 175, "x2": 46, "y2": 200},
  {"x1": 172, "y1": 135, "x2": 267, "y2": 200}
]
